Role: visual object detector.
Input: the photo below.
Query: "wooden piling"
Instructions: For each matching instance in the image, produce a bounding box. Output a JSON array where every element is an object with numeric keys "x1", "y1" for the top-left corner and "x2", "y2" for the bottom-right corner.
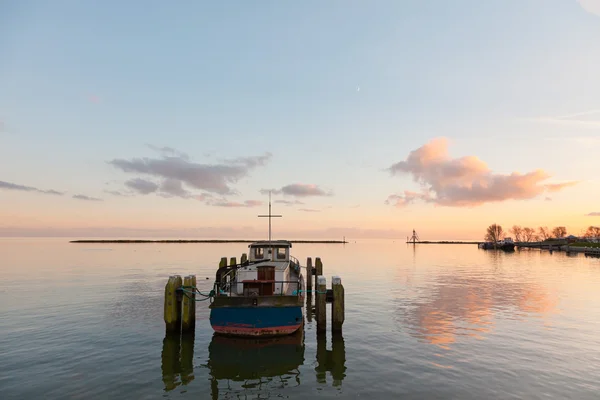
[
  {"x1": 230, "y1": 257, "x2": 237, "y2": 266},
  {"x1": 316, "y1": 275, "x2": 326, "y2": 333},
  {"x1": 332, "y1": 276, "x2": 345, "y2": 333},
  {"x1": 315, "y1": 257, "x2": 323, "y2": 289},
  {"x1": 306, "y1": 257, "x2": 313, "y2": 292},
  {"x1": 241, "y1": 253, "x2": 248, "y2": 264},
  {"x1": 164, "y1": 275, "x2": 183, "y2": 333},
  {"x1": 219, "y1": 257, "x2": 227, "y2": 268},
  {"x1": 181, "y1": 275, "x2": 196, "y2": 332}
]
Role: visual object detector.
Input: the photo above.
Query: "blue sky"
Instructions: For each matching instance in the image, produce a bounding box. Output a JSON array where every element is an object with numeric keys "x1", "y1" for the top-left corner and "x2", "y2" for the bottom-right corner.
[{"x1": 1, "y1": 1, "x2": 599, "y2": 239}]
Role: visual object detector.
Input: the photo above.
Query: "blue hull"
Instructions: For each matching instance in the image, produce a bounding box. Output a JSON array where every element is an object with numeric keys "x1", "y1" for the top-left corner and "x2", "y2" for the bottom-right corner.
[{"x1": 210, "y1": 306, "x2": 303, "y2": 336}]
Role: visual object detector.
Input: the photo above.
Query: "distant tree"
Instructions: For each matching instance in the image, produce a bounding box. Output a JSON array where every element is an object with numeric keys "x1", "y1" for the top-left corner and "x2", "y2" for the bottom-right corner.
[
  {"x1": 485, "y1": 224, "x2": 504, "y2": 245},
  {"x1": 522, "y1": 227, "x2": 537, "y2": 242},
  {"x1": 510, "y1": 225, "x2": 523, "y2": 242},
  {"x1": 552, "y1": 226, "x2": 567, "y2": 239},
  {"x1": 585, "y1": 226, "x2": 600, "y2": 238},
  {"x1": 538, "y1": 226, "x2": 551, "y2": 241}
]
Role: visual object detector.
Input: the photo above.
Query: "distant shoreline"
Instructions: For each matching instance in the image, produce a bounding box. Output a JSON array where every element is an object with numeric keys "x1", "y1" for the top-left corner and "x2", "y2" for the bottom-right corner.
[
  {"x1": 406, "y1": 241, "x2": 479, "y2": 244},
  {"x1": 70, "y1": 239, "x2": 348, "y2": 244}
]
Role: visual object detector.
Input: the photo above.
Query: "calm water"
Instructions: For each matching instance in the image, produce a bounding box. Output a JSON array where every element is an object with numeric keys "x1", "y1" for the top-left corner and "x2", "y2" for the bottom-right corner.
[{"x1": 1, "y1": 238, "x2": 600, "y2": 399}]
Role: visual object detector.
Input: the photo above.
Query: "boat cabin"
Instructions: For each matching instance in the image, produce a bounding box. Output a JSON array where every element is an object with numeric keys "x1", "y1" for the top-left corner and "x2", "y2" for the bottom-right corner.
[{"x1": 233, "y1": 241, "x2": 298, "y2": 297}]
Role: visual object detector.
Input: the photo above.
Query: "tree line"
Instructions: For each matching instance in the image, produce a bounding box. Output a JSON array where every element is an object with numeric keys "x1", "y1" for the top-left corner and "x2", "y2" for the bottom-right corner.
[{"x1": 485, "y1": 225, "x2": 600, "y2": 243}]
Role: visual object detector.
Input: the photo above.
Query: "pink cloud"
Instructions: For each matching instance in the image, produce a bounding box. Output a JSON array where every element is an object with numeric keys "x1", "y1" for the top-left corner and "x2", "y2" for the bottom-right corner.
[{"x1": 387, "y1": 138, "x2": 577, "y2": 207}]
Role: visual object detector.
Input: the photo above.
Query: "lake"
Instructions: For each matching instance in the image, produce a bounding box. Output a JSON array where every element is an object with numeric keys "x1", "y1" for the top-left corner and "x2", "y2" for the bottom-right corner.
[{"x1": 1, "y1": 238, "x2": 599, "y2": 399}]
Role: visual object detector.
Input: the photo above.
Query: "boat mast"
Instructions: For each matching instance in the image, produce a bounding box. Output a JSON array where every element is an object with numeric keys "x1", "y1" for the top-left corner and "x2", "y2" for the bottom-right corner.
[{"x1": 258, "y1": 191, "x2": 282, "y2": 242}]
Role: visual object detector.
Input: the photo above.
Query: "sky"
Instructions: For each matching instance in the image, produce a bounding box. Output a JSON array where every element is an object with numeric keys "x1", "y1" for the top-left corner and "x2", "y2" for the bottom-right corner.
[{"x1": 1, "y1": 0, "x2": 599, "y2": 240}]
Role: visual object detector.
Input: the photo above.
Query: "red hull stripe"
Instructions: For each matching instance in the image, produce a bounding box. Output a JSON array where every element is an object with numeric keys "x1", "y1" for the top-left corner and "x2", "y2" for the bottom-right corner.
[{"x1": 213, "y1": 324, "x2": 301, "y2": 336}]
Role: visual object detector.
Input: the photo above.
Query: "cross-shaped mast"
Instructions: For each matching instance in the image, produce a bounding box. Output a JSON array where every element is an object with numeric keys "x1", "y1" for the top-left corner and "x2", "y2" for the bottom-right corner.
[{"x1": 257, "y1": 191, "x2": 282, "y2": 242}]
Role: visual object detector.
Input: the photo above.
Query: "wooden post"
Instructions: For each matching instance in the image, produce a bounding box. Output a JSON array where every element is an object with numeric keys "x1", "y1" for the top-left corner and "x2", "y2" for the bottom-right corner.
[
  {"x1": 316, "y1": 275, "x2": 326, "y2": 333},
  {"x1": 164, "y1": 275, "x2": 183, "y2": 333},
  {"x1": 219, "y1": 257, "x2": 227, "y2": 268},
  {"x1": 181, "y1": 275, "x2": 196, "y2": 332},
  {"x1": 230, "y1": 257, "x2": 237, "y2": 266},
  {"x1": 241, "y1": 253, "x2": 248, "y2": 263},
  {"x1": 332, "y1": 276, "x2": 345, "y2": 333},
  {"x1": 315, "y1": 257, "x2": 323, "y2": 290},
  {"x1": 306, "y1": 257, "x2": 313, "y2": 292}
]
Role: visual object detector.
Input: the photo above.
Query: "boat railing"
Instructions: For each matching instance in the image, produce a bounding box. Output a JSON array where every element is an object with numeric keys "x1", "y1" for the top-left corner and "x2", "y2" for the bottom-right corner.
[
  {"x1": 289, "y1": 255, "x2": 301, "y2": 273},
  {"x1": 218, "y1": 279, "x2": 302, "y2": 298}
]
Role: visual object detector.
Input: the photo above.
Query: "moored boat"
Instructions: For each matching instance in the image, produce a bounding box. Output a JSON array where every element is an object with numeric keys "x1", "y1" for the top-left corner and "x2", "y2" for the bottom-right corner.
[
  {"x1": 209, "y1": 199, "x2": 305, "y2": 337},
  {"x1": 478, "y1": 237, "x2": 515, "y2": 251}
]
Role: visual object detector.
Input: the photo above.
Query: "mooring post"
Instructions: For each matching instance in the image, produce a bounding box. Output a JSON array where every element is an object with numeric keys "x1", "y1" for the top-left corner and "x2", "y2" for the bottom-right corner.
[
  {"x1": 315, "y1": 257, "x2": 323, "y2": 290},
  {"x1": 164, "y1": 275, "x2": 183, "y2": 333},
  {"x1": 306, "y1": 257, "x2": 313, "y2": 292},
  {"x1": 241, "y1": 253, "x2": 248, "y2": 264},
  {"x1": 230, "y1": 257, "x2": 237, "y2": 266},
  {"x1": 219, "y1": 257, "x2": 227, "y2": 268},
  {"x1": 181, "y1": 275, "x2": 196, "y2": 332},
  {"x1": 316, "y1": 275, "x2": 327, "y2": 333},
  {"x1": 332, "y1": 276, "x2": 345, "y2": 333}
]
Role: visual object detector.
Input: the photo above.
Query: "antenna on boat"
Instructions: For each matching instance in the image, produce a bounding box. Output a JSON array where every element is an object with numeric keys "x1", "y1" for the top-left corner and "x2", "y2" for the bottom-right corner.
[{"x1": 258, "y1": 191, "x2": 282, "y2": 242}]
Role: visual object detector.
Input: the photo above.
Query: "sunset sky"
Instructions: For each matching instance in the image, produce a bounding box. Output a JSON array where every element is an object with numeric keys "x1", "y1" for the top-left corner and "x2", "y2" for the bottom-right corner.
[{"x1": 1, "y1": 1, "x2": 599, "y2": 239}]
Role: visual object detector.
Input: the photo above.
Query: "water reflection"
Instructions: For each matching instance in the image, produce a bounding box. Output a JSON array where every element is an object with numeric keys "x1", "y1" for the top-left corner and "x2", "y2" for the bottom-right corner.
[
  {"x1": 161, "y1": 332, "x2": 195, "y2": 391},
  {"x1": 399, "y1": 258, "x2": 558, "y2": 349},
  {"x1": 206, "y1": 330, "x2": 305, "y2": 399},
  {"x1": 315, "y1": 333, "x2": 347, "y2": 387}
]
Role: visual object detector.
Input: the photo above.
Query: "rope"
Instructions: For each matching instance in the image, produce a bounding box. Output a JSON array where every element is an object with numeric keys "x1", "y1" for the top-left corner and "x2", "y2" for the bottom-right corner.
[
  {"x1": 178, "y1": 286, "x2": 215, "y2": 302},
  {"x1": 292, "y1": 289, "x2": 327, "y2": 295}
]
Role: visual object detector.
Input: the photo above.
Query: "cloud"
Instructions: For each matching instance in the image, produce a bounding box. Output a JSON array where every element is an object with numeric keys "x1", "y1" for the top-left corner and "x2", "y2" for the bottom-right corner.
[
  {"x1": 124, "y1": 178, "x2": 159, "y2": 195},
  {"x1": 159, "y1": 178, "x2": 191, "y2": 198},
  {"x1": 261, "y1": 184, "x2": 331, "y2": 197},
  {"x1": 545, "y1": 197, "x2": 552, "y2": 201},
  {"x1": 587, "y1": 212, "x2": 600, "y2": 216},
  {"x1": 147, "y1": 144, "x2": 189, "y2": 161},
  {"x1": 73, "y1": 194, "x2": 102, "y2": 201},
  {"x1": 109, "y1": 150, "x2": 271, "y2": 195},
  {"x1": 298, "y1": 208, "x2": 320, "y2": 212},
  {"x1": 223, "y1": 153, "x2": 272, "y2": 168},
  {"x1": 527, "y1": 108, "x2": 600, "y2": 128},
  {"x1": 578, "y1": 0, "x2": 600, "y2": 17},
  {"x1": 210, "y1": 200, "x2": 263, "y2": 208},
  {"x1": 104, "y1": 190, "x2": 132, "y2": 197},
  {"x1": 386, "y1": 137, "x2": 577, "y2": 207},
  {"x1": 0, "y1": 180, "x2": 63, "y2": 196},
  {"x1": 274, "y1": 199, "x2": 305, "y2": 206}
]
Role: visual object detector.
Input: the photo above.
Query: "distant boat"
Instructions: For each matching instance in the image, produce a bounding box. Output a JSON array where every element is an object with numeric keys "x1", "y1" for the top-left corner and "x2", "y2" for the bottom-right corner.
[{"x1": 478, "y1": 237, "x2": 515, "y2": 251}]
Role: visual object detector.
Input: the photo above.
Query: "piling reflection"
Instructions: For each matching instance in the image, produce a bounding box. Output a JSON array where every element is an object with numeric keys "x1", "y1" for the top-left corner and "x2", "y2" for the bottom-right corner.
[
  {"x1": 315, "y1": 333, "x2": 347, "y2": 387},
  {"x1": 161, "y1": 332, "x2": 195, "y2": 391},
  {"x1": 207, "y1": 329, "x2": 305, "y2": 399}
]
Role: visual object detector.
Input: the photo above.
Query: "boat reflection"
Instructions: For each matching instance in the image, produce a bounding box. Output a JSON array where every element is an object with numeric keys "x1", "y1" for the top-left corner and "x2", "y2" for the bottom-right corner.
[
  {"x1": 207, "y1": 329, "x2": 305, "y2": 398},
  {"x1": 161, "y1": 332, "x2": 195, "y2": 392}
]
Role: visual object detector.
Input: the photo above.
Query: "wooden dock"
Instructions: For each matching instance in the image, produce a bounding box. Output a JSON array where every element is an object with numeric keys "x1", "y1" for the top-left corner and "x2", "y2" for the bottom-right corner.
[{"x1": 517, "y1": 241, "x2": 600, "y2": 256}]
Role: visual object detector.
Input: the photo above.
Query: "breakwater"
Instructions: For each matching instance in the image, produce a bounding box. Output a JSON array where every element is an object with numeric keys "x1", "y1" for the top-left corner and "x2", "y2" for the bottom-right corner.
[{"x1": 70, "y1": 239, "x2": 347, "y2": 244}]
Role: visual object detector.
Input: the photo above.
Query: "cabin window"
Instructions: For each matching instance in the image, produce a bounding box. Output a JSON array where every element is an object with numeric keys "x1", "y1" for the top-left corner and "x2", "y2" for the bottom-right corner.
[
  {"x1": 276, "y1": 247, "x2": 287, "y2": 260},
  {"x1": 254, "y1": 247, "x2": 264, "y2": 259}
]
